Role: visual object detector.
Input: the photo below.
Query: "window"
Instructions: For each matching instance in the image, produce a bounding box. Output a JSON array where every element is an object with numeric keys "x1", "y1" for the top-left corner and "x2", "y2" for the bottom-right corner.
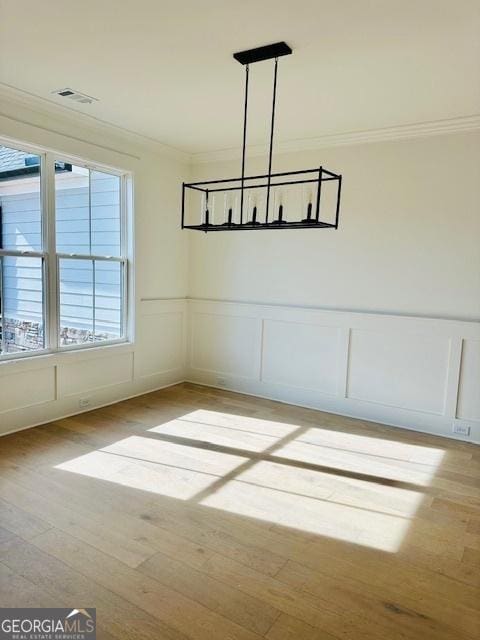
[
  {"x1": 55, "y1": 165, "x2": 124, "y2": 346},
  {"x1": 0, "y1": 142, "x2": 130, "y2": 358}
]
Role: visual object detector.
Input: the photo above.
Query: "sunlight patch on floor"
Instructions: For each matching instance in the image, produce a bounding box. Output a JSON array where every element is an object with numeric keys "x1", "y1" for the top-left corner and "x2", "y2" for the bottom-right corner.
[
  {"x1": 55, "y1": 410, "x2": 445, "y2": 552},
  {"x1": 199, "y1": 475, "x2": 421, "y2": 552},
  {"x1": 54, "y1": 436, "x2": 235, "y2": 500}
]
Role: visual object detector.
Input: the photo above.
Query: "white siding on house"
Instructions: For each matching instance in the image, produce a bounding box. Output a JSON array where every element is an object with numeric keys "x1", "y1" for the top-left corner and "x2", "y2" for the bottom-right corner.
[
  {"x1": 0, "y1": 255, "x2": 44, "y2": 352},
  {"x1": 0, "y1": 162, "x2": 44, "y2": 353},
  {"x1": 1, "y1": 191, "x2": 42, "y2": 252},
  {"x1": 55, "y1": 169, "x2": 121, "y2": 256},
  {"x1": 90, "y1": 171, "x2": 121, "y2": 256},
  {"x1": 58, "y1": 258, "x2": 122, "y2": 339},
  {"x1": 2, "y1": 255, "x2": 43, "y2": 322}
]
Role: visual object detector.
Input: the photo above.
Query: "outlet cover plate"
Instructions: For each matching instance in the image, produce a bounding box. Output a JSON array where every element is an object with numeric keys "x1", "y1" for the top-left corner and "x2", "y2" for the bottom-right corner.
[{"x1": 452, "y1": 421, "x2": 471, "y2": 437}]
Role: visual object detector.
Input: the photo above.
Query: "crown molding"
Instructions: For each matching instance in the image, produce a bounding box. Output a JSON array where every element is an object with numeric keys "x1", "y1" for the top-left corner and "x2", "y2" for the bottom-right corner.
[
  {"x1": 0, "y1": 83, "x2": 189, "y2": 163},
  {"x1": 2, "y1": 83, "x2": 478, "y2": 167},
  {"x1": 191, "y1": 114, "x2": 480, "y2": 164}
]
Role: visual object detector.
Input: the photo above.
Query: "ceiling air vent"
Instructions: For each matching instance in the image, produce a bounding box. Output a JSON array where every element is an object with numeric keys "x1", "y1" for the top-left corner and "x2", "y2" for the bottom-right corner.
[{"x1": 52, "y1": 88, "x2": 98, "y2": 104}]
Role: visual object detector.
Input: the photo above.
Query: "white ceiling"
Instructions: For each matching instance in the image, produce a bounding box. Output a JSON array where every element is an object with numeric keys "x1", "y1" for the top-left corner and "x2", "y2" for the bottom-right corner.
[{"x1": 1, "y1": 0, "x2": 479, "y2": 154}]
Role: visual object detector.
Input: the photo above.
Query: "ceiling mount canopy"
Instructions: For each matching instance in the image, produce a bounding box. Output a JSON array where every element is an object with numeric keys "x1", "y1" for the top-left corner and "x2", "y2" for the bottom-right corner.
[
  {"x1": 181, "y1": 42, "x2": 342, "y2": 232},
  {"x1": 233, "y1": 41, "x2": 292, "y2": 65}
]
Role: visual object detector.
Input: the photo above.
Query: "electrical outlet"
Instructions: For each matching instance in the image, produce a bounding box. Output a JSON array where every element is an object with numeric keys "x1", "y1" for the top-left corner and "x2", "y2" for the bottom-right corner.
[
  {"x1": 452, "y1": 422, "x2": 471, "y2": 437},
  {"x1": 79, "y1": 397, "x2": 91, "y2": 409},
  {"x1": 216, "y1": 377, "x2": 227, "y2": 387}
]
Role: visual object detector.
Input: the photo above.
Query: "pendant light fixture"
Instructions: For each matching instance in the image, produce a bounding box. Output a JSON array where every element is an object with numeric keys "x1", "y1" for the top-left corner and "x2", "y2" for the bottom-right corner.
[{"x1": 181, "y1": 42, "x2": 342, "y2": 232}]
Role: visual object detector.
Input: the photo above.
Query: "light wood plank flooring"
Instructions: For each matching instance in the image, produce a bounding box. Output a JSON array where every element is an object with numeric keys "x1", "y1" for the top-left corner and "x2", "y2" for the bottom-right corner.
[{"x1": 0, "y1": 383, "x2": 479, "y2": 640}]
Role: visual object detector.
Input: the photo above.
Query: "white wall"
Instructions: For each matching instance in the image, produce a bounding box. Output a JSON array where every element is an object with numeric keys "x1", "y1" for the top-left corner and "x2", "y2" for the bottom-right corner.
[
  {"x1": 1, "y1": 94, "x2": 479, "y2": 445},
  {"x1": 0, "y1": 90, "x2": 189, "y2": 435},
  {"x1": 186, "y1": 132, "x2": 480, "y2": 443},
  {"x1": 189, "y1": 132, "x2": 480, "y2": 320}
]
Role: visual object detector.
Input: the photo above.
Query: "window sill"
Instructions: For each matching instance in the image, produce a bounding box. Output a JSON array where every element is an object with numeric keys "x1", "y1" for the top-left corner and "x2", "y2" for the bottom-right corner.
[{"x1": 0, "y1": 340, "x2": 134, "y2": 376}]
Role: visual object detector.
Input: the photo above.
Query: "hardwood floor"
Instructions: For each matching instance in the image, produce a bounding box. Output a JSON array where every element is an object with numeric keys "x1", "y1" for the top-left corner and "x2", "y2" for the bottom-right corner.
[{"x1": 0, "y1": 382, "x2": 478, "y2": 640}]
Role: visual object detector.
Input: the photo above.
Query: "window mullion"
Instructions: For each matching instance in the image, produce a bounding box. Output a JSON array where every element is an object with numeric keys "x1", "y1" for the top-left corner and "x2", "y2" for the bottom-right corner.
[
  {"x1": 88, "y1": 169, "x2": 92, "y2": 255},
  {"x1": 0, "y1": 257, "x2": 4, "y2": 354},
  {"x1": 44, "y1": 152, "x2": 58, "y2": 352},
  {"x1": 92, "y1": 259, "x2": 96, "y2": 341},
  {"x1": 0, "y1": 250, "x2": 45, "y2": 258},
  {"x1": 121, "y1": 174, "x2": 130, "y2": 342},
  {"x1": 56, "y1": 253, "x2": 124, "y2": 262}
]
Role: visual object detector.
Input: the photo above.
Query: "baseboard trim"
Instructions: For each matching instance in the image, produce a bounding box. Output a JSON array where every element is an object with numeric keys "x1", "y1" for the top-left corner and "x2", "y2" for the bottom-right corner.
[
  {"x1": 3, "y1": 374, "x2": 478, "y2": 446},
  {"x1": 0, "y1": 378, "x2": 185, "y2": 439},
  {"x1": 184, "y1": 376, "x2": 480, "y2": 445}
]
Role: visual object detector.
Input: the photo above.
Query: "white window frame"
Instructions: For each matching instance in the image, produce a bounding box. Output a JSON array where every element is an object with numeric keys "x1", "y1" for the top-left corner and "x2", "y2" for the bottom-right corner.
[{"x1": 0, "y1": 137, "x2": 133, "y2": 362}]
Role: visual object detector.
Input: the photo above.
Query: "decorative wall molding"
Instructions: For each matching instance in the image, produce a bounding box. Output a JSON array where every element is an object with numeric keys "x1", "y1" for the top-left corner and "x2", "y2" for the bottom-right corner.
[
  {"x1": 2, "y1": 295, "x2": 479, "y2": 443},
  {"x1": 134, "y1": 299, "x2": 187, "y2": 379},
  {"x1": 191, "y1": 114, "x2": 480, "y2": 164},
  {"x1": 184, "y1": 296, "x2": 480, "y2": 326},
  {"x1": 0, "y1": 299, "x2": 187, "y2": 435},
  {"x1": 186, "y1": 298, "x2": 480, "y2": 443}
]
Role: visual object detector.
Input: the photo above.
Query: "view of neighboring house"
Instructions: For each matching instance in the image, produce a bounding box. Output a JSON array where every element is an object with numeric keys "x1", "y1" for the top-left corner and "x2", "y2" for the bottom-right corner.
[{"x1": 0, "y1": 145, "x2": 123, "y2": 355}]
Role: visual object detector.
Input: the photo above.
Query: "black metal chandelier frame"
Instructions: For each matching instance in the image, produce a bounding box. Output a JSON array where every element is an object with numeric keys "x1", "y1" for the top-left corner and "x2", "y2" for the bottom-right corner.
[{"x1": 182, "y1": 42, "x2": 342, "y2": 232}]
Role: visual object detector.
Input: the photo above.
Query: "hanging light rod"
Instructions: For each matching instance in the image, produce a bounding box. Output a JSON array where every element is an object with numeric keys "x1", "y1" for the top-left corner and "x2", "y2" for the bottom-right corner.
[{"x1": 181, "y1": 41, "x2": 342, "y2": 232}]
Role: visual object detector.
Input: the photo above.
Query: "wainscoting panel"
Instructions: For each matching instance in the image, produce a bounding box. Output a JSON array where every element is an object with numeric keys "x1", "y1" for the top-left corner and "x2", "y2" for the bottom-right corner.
[
  {"x1": 57, "y1": 351, "x2": 134, "y2": 398},
  {"x1": 136, "y1": 312, "x2": 184, "y2": 377},
  {"x1": 135, "y1": 299, "x2": 186, "y2": 379},
  {"x1": 186, "y1": 299, "x2": 480, "y2": 443},
  {"x1": 346, "y1": 329, "x2": 450, "y2": 414},
  {"x1": 457, "y1": 339, "x2": 480, "y2": 421},
  {"x1": 190, "y1": 311, "x2": 259, "y2": 379},
  {"x1": 0, "y1": 365, "x2": 56, "y2": 413},
  {"x1": 262, "y1": 319, "x2": 340, "y2": 394}
]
